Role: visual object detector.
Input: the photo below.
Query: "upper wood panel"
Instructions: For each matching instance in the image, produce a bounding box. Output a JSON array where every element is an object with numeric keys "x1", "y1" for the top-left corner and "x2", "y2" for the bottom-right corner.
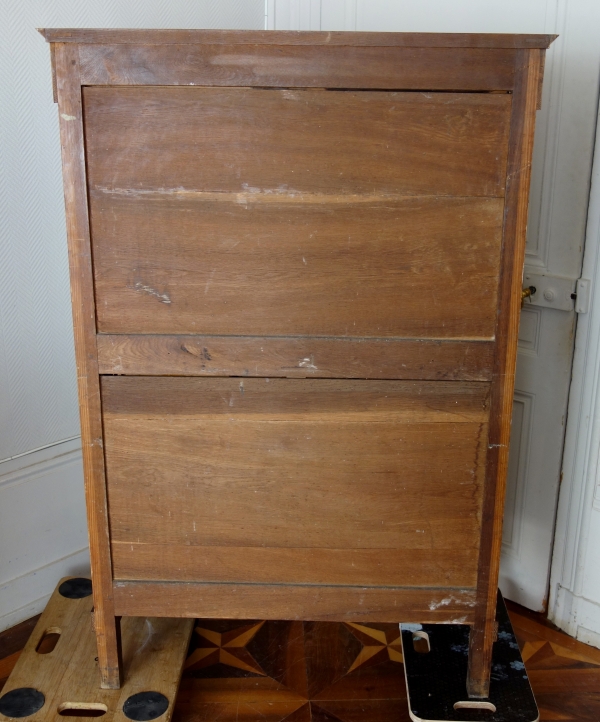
[
  {"x1": 85, "y1": 87, "x2": 508, "y2": 339},
  {"x1": 41, "y1": 29, "x2": 556, "y2": 47},
  {"x1": 84, "y1": 88, "x2": 511, "y2": 197}
]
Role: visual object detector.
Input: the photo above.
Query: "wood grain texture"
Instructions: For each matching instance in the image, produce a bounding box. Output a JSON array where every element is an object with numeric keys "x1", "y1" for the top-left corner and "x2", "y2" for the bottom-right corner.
[
  {"x1": 102, "y1": 377, "x2": 488, "y2": 593},
  {"x1": 90, "y1": 196, "x2": 504, "y2": 338},
  {"x1": 40, "y1": 29, "x2": 556, "y2": 48},
  {"x1": 85, "y1": 88, "x2": 509, "y2": 338},
  {"x1": 0, "y1": 584, "x2": 83, "y2": 708},
  {"x1": 0, "y1": 616, "x2": 40, "y2": 661},
  {"x1": 84, "y1": 87, "x2": 511, "y2": 197},
  {"x1": 112, "y1": 543, "x2": 479, "y2": 588},
  {"x1": 54, "y1": 43, "x2": 120, "y2": 689},
  {"x1": 78, "y1": 44, "x2": 518, "y2": 90},
  {"x1": 467, "y1": 48, "x2": 544, "y2": 699},
  {"x1": 96, "y1": 335, "x2": 495, "y2": 380},
  {"x1": 101, "y1": 376, "x2": 490, "y2": 419},
  {"x1": 113, "y1": 582, "x2": 477, "y2": 624},
  {"x1": 0, "y1": 578, "x2": 193, "y2": 722}
]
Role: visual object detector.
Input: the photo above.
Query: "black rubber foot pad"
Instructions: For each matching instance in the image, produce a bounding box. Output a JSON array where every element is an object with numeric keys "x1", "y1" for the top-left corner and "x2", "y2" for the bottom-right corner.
[
  {"x1": 401, "y1": 591, "x2": 539, "y2": 722},
  {"x1": 0, "y1": 688, "x2": 45, "y2": 718},
  {"x1": 123, "y1": 692, "x2": 169, "y2": 721},
  {"x1": 58, "y1": 578, "x2": 93, "y2": 599}
]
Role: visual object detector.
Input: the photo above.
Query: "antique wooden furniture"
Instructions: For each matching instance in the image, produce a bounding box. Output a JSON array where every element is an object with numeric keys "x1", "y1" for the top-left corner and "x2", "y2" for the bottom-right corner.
[{"x1": 41, "y1": 29, "x2": 554, "y2": 698}]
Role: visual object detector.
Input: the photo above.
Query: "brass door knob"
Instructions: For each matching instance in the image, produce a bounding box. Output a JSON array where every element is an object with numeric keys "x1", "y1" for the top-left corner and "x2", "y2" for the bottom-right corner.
[{"x1": 521, "y1": 286, "x2": 536, "y2": 308}]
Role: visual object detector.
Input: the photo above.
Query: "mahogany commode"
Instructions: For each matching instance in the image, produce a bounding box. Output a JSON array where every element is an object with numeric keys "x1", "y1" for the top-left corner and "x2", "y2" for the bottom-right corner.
[{"x1": 41, "y1": 28, "x2": 555, "y2": 698}]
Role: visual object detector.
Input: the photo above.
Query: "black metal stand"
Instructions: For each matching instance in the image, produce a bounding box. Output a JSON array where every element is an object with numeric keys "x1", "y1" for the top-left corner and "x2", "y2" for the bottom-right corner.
[{"x1": 401, "y1": 591, "x2": 538, "y2": 722}]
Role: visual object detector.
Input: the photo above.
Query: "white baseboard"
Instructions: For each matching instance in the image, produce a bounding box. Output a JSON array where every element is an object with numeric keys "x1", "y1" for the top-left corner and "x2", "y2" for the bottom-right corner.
[
  {"x1": 0, "y1": 438, "x2": 90, "y2": 632},
  {"x1": 0, "y1": 547, "x2": 90, "y2": 632},
  {"x1": 549, "y1": 585, "x2": 600, "y2": 649}
]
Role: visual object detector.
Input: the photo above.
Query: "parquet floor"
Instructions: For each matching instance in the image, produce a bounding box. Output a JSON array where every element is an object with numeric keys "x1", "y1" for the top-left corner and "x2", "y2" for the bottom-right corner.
[{"x1": 1, "y1": 602, "x2": 599, "y2": 721}]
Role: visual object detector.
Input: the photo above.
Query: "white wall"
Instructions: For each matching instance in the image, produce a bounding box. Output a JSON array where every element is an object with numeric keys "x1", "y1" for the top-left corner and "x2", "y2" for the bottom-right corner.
[
  {"x1": 550, "y1": 101, "x2": 600, "y2": 648},
  {"x1": 0, "y1": 0, "x2": 264, "y2": 632}
]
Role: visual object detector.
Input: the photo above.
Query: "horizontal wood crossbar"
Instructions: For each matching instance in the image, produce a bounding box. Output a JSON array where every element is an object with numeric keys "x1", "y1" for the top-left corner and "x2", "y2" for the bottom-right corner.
[
  {"x1": 39, "y1": 29, "x2": 556, "y2": 48},
  {"x1": 78, "y1": 45, "x2": 519, "y2": 89},
  {"x1": 97, "y1": 334, "x2": 495, "y2": 379},
  {"x1": 112, "y1": 581, "x2": 477, "y2": 624}
]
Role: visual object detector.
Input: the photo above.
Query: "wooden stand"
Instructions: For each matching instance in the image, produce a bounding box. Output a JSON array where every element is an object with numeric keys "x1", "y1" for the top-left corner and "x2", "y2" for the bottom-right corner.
[
  {"x1": 0, "y1": 578, "x2": 193, "y2": 722},
  {"x1": 401, "y1": 591, "x2": 539, "y2": 722}
]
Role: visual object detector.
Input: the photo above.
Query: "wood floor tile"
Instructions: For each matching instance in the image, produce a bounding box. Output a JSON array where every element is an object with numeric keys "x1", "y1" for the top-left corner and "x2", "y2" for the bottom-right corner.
[{"x1": 0, "y1": 651, "x2": 21, "y2": 691}]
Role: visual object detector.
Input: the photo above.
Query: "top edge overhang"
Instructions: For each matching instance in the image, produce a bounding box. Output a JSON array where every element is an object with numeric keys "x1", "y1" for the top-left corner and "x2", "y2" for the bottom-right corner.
[{"x1": 38, "y1": 29, "x2": 557, "y2": 49}]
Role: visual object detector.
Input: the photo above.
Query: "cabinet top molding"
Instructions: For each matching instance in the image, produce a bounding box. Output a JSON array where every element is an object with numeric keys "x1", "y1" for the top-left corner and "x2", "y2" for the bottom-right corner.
[{"x1": 38, "y1": 29, "x2": 557, "y2": 49}]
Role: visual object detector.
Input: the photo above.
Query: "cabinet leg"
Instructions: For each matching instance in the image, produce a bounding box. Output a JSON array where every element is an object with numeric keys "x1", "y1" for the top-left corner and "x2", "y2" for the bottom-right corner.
[
  {"x1": 466, "y1": 615, "x2": 495, "y2": 698},
  {"x1": 96, "y1": 612, "x2": 123, "y2": 689}
]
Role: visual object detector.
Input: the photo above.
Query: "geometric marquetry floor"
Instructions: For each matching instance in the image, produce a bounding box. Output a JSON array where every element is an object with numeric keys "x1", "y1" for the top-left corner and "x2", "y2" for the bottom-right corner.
[
  {"x1": 176, "y1": 620, "x2": 406, "y2": 722},
  {"x1": 2, "y1": 601, "x2": 600, "y2": 721}
]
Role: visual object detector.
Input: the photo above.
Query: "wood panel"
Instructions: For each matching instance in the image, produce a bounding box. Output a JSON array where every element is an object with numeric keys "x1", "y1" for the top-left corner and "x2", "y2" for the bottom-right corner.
[
  {"x1": 96, "y1": 334, "x2": 494, "y2": 380},
  {"x1": 101, "y1": 376, "x2": 489, "y2": 419},
  {"x1": 112, "y1": 543, "x2": 478, "y2": 588},
  {"x1": 84, "y1": 88, "x2": 511, "y2": 197},
  {"x1": 40, "y1": 29, "x2": 556, "y2": 48},
  {"x1": 90, "y1": 195, "x2": 504, "y2": 338},
  {"x1": 85, "y1": 88, "x2": 509, "y2": 339},
  {"x1": 102, "y1": 377, "x2": 487, "y2": 591},
  {"x1": 78, "y1": 45, "x2": 519, "y2": 90},
  {"x1": 113, "y1": 582, "x2": 477, "y2": 624}
]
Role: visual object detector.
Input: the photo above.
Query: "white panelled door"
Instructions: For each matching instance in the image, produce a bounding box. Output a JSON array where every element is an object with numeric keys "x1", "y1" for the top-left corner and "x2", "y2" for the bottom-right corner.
[{"x1": 268, "y1": 0, "x2": 600, "y2": 611}]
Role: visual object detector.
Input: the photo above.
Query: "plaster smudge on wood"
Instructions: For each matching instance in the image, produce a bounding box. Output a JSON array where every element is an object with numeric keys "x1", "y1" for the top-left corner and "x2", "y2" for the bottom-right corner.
[{"x1": 132, "y1": 281, "x2": 171, "y2": 304}]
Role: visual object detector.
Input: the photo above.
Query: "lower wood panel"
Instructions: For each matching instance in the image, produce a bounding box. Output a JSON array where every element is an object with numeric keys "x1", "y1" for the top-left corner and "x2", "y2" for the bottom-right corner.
[
  {"x1": 112, "y1": 581, "x2": 477, "y2": 624},
  {"x1": 111, "y1": 543, "x2": 479, "y2": 588},
  {"x1": 102, "y1": 377, "x2": 488, "y2": 594}
]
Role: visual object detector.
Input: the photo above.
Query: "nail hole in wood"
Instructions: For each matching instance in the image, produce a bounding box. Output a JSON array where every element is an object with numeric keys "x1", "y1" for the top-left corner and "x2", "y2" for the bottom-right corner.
[
  {"x1": 454, "y1": 701, "x2": 497, "y2": 712},
  {"x1": 412, "y1": 631, "x2": 431, "y2": 653},
  {"x1": 36, "y1": 628, "x2": 62, "y2": 654},
  {"x1": 58, "y1": 703, "x2": 108, "y2": 717}
]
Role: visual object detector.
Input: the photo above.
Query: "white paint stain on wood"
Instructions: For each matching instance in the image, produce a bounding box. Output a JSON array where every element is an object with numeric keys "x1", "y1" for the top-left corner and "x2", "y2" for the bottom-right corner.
[
  {"x1": 133, "y1": 281, "x2": 171, "y2": 304},
  {"x1": 298, "y1": 356, "x2": 317, "y2": 370},
  {"x1": 97, "y1": 186, "x2": 432, "y2": 206}
]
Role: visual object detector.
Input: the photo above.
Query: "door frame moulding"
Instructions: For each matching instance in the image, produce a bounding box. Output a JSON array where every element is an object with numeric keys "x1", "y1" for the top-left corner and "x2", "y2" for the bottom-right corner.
[{"x1": 549, "y1": 94, "x2": 600, "y2": 642}]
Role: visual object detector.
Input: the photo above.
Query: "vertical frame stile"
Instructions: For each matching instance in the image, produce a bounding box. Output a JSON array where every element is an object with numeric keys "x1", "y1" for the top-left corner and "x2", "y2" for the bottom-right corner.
[
  {"x1": 467, "y1": 48, "x2": 544, "y2": 698},
  {"x1": 53, "y1": 42, "x2": 122, "y2": 689}
]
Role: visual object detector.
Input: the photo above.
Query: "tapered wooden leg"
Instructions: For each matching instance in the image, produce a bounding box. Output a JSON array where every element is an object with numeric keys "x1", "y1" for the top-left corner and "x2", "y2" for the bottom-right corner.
[
  {"x1": 95, "y1": 611, "x2": 123, "y2": 689},
  {"x1": 466, "y1": 614, "x2": 496, "y2": 698}
]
